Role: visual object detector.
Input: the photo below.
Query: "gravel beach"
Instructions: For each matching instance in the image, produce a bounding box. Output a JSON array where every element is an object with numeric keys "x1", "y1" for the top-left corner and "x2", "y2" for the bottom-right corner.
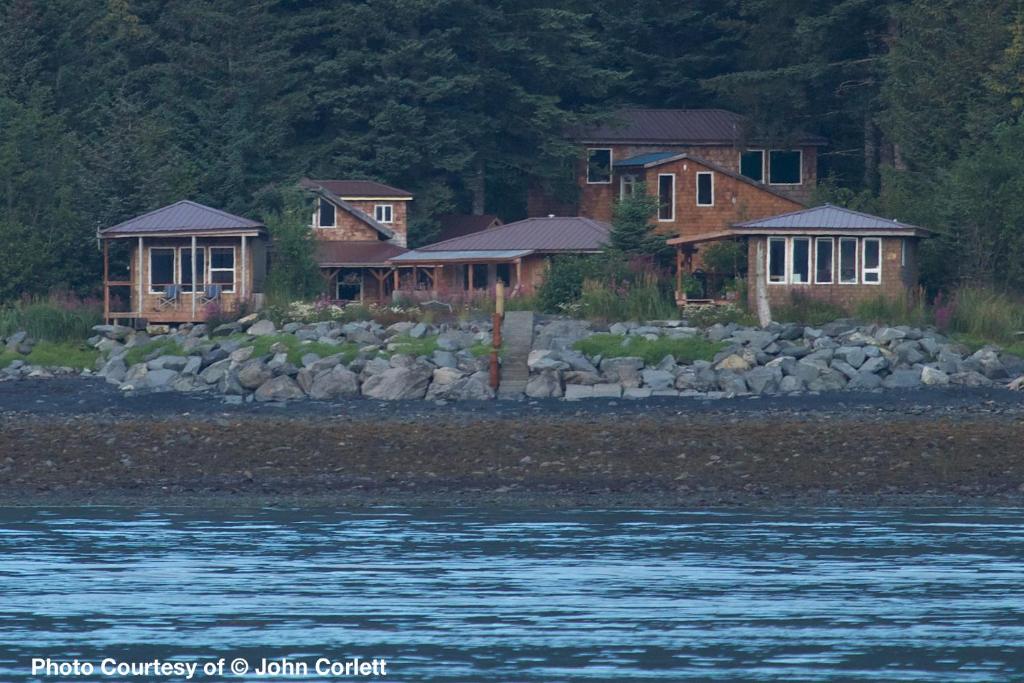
[{"x1": 1, "y1": 378, "x2": 1023, "y2": 507}]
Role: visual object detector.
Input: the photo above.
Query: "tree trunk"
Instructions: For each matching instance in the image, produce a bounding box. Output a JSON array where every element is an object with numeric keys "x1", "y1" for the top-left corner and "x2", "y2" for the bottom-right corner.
[
  {"x1": 755, "y1": 239, "x2": 772, "y2": 327},
  {"x1": 863, "y1": 115, "x2": 879, "y2": 191},
  {"x1": 469, "y1": 158, "x2": 485, "y2": 215}
]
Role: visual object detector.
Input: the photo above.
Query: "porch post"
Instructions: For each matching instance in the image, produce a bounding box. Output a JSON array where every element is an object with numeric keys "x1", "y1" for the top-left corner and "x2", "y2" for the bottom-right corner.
[
  {"x1": 675, "y1": 248, "x2": 683, "y2": 297},
  {"x1": 103, "y1": 240, "x2": 110, "y2": 321},
  {"x1": 240, "y1": 234, "x2": 248, "y2": 302},
  {"x1": 393, "y1": 268, "x2": 399, "y2": 292},
  {"x1": 515, "y1": 258, "x2": 523, "y2": 290},
  {"x1": 137, "y1": 236, "x2": 143, "y2": 316},
  {"x1": 467, "y1": 263, "x2": 474, "y2": 291},
  {"x1": 433, "y1": 265, "x2": 440, "y2": 295},
  {"x1": 190, "y1": 235, "x2": 197, "y2": 319}
]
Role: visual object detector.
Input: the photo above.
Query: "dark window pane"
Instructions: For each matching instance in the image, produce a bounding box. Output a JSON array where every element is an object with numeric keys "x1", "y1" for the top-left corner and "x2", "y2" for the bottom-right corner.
[
  {"x1": 587, "y1": 149, "x2": 611, "y2": 183},
  {"x1": 319, "y1": 198, "x2": 335, "y2": 226},
  {"x1": 658, "y1": 175, "x2": 674, "y2": 220},
  {"x1": 839, "y1": 238, "x2": 857, "y2": 283},
  {"x1": 210, "y1": 248, "x2": 234, "y2": 269},
  {"x1": 792, "y1": 238, "x2": 810, "y2": 283},
  {"x1": 815, "y1": 239, "x2": 833, "y2": 283},
  {"x1": 740, "y1": 151, "x2": 764, "y2": 182},
  {"x1": 769, "y1": 150, "x2": 802, "y2": 184},
  {"x1": 150, "y1": 249, "x2": 175, "y2": 287},
  {"x1": 864, "y1": 239, "x2": 880, "y2": 268},
  {"x1": 696, "y1": 173, "x2": 713, "y2": 206},
  {"x1": 181, "y1": 248, "x2": 206, "y2": 292},
  {"x1": 768, "y1": 238, "x2": 786, "y2": 282}
]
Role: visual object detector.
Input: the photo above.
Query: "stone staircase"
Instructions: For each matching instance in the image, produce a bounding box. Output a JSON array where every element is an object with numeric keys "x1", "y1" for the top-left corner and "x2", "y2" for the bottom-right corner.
[{"x1": 497, "y1": 311, "x2": 534, "y2": 399}]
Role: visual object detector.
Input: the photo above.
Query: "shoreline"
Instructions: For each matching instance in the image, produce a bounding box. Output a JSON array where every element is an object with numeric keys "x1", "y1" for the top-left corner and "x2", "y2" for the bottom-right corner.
[{"x1": 2, "y1": 378, "x2": 1024, "y2": 508}]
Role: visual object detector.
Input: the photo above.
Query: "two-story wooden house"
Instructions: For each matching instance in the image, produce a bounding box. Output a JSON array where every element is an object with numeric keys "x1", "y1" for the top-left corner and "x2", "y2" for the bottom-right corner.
[{"x1": 299, "y1": 178, "x2": 412, "y2": 302}]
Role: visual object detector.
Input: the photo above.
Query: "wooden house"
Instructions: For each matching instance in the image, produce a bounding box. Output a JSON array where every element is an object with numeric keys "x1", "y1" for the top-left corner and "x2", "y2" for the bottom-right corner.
[{"x1": 99, "y1": 201, "x2": 268, "y2": 325}]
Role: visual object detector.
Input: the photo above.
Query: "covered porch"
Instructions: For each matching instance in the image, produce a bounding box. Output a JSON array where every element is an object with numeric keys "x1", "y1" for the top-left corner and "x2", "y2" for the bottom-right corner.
[
  {"x1": 387, "y1": 250, "x2": 536, "y2": 300},
  {"x1": 314, "y1": 241, "x2": 408, "y2": 304},
  {"x1": 667, "y1": 230, "x2": 743, "y2": 307}
]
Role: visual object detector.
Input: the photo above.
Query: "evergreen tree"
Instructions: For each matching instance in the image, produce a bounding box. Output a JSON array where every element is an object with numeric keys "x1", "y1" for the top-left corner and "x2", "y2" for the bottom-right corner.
[{"x1": 609, "y1": 188, "x2": 659, "y2": 255}]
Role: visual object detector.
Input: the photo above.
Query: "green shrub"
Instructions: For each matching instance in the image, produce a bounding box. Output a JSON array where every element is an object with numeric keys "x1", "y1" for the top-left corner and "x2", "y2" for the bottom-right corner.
[
  {"x1": 0, "y1": 294, "x2": 102, "y2": 343},
  {"x1": 947, "y1": 286, "x2": 1024, "y2": 344},
  {"x1": 123, "y1": 338, "x2": 186, "y2": 366},
  {"x1": 230, "y1": 333, "x2": 361, "y2": 364},
  {"x1": 855, "y1": 292, "x2": 931, "y2": 327},
  {"x1": 263, "y1": 189, "x2": 324, "y2": 302},
  {"x1": 573, "y1": 333, "x2": 724, "y2": 365},
  {"x1": 701, "y1": 240, "x2": 746, "y2": 277},
  {"x1": 772, "y1": 292, "x2": 849, "y2": 325},
  {"x1": 577, "y1": 272, "x2": 677, "y2": 322},
  {"x1": 684, "y1": 303, "x2": 756, "y2": 328},
  {"x1": 536, "y1": 254, "x2": 615, "y2": 313},
  {"x1": 385, "y1": 334, "x2": 438, "y2": 357}
]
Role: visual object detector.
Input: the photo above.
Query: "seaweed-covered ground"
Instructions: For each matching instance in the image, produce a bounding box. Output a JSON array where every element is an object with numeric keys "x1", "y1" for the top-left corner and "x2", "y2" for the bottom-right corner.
[{"x1": 1, "y1": 378, "x2": 1023, "y2": 507}]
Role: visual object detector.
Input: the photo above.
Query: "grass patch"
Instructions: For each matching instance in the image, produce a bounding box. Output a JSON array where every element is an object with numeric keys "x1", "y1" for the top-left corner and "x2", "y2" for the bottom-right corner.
[
  {"x1": 0, "y1": 342, "x2": 99, "y2": 370},
  {"x1": 578, "y1": 275, "x2": 678, "y2": 322},
  {"x1": 123, "y1": 338, "x2": 186, "y2": 366},
  {"x1": 0, "y1": 295, "x2": 102, "y2": 343},
  {"x1": 573, "y1": 333, "x2": 725, "y2": 365},
  {"x1": 855, "y1": 293, "x2": 931, "y2": 327},
  {"x1": 946, "y1": 286, "x2": 1024, "y2": 345},
  {"x1": 230, "y1": 333, "x2": 362, "y2": 364},
  {"x1": 386, "y1": 334, "x2": 439, "y2": 357},
  {"x1": 772, "y1": 292, "x2": 849, "y2": 326}
]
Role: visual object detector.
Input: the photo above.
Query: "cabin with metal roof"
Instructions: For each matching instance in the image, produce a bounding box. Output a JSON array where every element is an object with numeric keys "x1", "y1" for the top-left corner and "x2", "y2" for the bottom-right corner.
[
  {"x1": 668, "y1": 204, "x2": 934, "y2": 309},
  {"x1": 98, "y1": 201, "x2": 269, "y2": 324},
  {"x1": 387, "y1": 217, "x2": 610, "y2": 298}
]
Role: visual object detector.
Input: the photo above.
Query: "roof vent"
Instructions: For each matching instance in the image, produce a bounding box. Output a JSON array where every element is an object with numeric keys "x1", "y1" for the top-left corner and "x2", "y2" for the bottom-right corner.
[{"x1": 548, "y1": 214, "x2": 555, "y2": 218}]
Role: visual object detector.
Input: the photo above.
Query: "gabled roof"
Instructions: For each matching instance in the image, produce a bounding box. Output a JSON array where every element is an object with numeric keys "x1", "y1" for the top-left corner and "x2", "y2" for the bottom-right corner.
[
  {"x1": 732, "y1": 204, "x2": 932, "y2": 235},
  {"x1": 391, "y1": 249, "x2": 534, "y2": 264},
  {"x1": 417, "y1": 216, "x2": 610, "y2": 253},
  {"x1": 436, "y1": 214, "x2": 502, "y2": 242},
  {"x1": 100, "y1": 200, "x2": 264, "y2": 236},
  {"x1": 572, "y1": 108, "x2": 827, "y2": 146},
  {"x1": 300, "y1": 178, "x2": 412, "y2": 199},
  {"x1": 304, "y1": 183, "x2": 396, "y2": 240},
  {"x1": 615, "y1": 151, "x2": 679, "y2": 167},
  {"x1": 314, "y1": 241, "x2": 408, "y2": 267}
]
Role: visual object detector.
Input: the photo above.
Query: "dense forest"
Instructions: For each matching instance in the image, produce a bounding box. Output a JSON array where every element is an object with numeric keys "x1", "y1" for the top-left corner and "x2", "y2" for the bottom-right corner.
[{"x1": 2, "y1": 0, "x2": 1024, "y2": 301}]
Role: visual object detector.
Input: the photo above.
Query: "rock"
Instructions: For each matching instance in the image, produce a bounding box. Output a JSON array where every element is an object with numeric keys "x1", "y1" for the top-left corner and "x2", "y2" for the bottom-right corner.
[
  {"x1": 212, "y1": 322, "x2": 241, "y2": 337},
  {"x1": 716, "y1": 371, "x2": 749, "y2": 394},
  {"x1": 254, "y1": 375, "x2": 305, "y2": 402},
  {"x1": 875, "y1": 327, "x2": 906, "y2": 344},
  {"x1": 623, "y1": 387, "x2": 653, "y2": 399},
  {"x1": 893, "y1": 341, "x2": 925, "y2": 365},
  {"x1": 300, "y1": 352, "x2": 322, "y2": 368},
  {"x1": 715, "y1": 354, "x2": 750, "y2": 372},
  {"x1": 834, "y1": 346, "x2": 866, "y2": 369},
  {"x1": 360, "y1": 357, "x2": 390, "y2": 378},
  {"x1": 432, "y1": 350, "x2": 459, "y2": 368},
  {"x1": 967, "y1": 347, "x2": 1007, "y2": 379},
  {"x1": 921, "y1": 366, "x2": 950, "y2": 386},
  {"x1": 559, "y1": 350, "x2": 599, "y2": 373},
  {"x1": 608, "y1": 322, "x2": 630, "y2": 336},
  {"x1": 528, "y1": 350, "x2": 570, "y2": 372},
  {"x1": 847, "y1": 371, "x2": 883, "y2": 390},
  {"x1": 745, "y1": 366, "x2": 782, "y2": 394},
  {"x1": 778, "y1": 375, "x2": 805, "y2": 393},
  {"x1": 361, "y1": 365, "x2": 432, "y2": 400},
  {"x1": 408, "y1": 322, "x2": 428, "y2": 339},
  {"x1": 882, "y1": 368, "x2": 922, "y2": 389},
  {"x1": 247, "y1": 319, "x2": 276, "y2": 336},
  {"x1": 563, "y1": 384, "x2": 594, "y2": 400},
  {"x1": 830, "y1": 360, "x2": 860, "y2": 381},
  {"x1": 949, "y1": 371, "x2": 993, "y2": 387},
  {"x1": 92, "y1": 324, "x2": 134, "y2": 341},
  {"x1": 170, "y1": 375, "x2": 209, "y2": 393},
  {"x1": 593, "y1": 383, "x2": 623, "y2": 398},
  {"x1": 148, "y1": 355, "x2": 188, "y2": 371},
  {"x1": 808, "y1": 369, "x2": 848, "y2": 392},
  {"x1": 237, "y1": 360, "x2": 273, "y2": 390},
  {"x1": 730, "y1": 329, "x2": 778, "y2": 349},
  {"x1": 791, "y1": 360, "x2": 822, "y2": 384},
  {"x1": 859, "y1": 356, "x2": 889, "y2": 375},
  {"x1": 181, "y1": 356, "x2": 203, "y2": 376},
  {"x1": 200, "y1": 359, "x2": 231, "y2": 384},
  {"x1": 640, "y1": 369, "x2": 674, "y2": 391},
  {"x1": 142, "y1": 368, "x2": 177, "y2": 390},
  {"x1": 600, "y1": 356, "x2": 644, "y2": 387},
  {"x1": 534, "y1": 320, "x2": 591, "y2": 351},
  {"x1": 98, "y1": 356, "x2": 128, "y2": 383},
  {"x1": 229, "y1": 346, "x2": 255, "y2": 364},
  {"x1": 526, "y1": 369, "x2": 563, "y2": 398},
  {"x1": 4, "y1": 331, "x2": 28, "y2": 352},
  {"x1": 803, "y1": 326, "x2": 823, "y2": 340},
  {"x1": 563, "y1": 370, "x2": 603, "y2": 386},
  {"x1": 308, "y1": 365, "x2": 360, "y2": 400}
]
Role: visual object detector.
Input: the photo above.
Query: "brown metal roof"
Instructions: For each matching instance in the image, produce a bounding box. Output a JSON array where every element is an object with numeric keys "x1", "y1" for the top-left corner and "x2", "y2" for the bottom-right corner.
[
  {"x1": 300, "y1": 178, "x2": 413, "y2": 199},
  {"x1": 733, "y1": 204, "x2": 933, "y2": 236},
  {"x1": 418, "y1": 216, "x2": 609, "y2": 253},
  {"x1": 572, "y1": 108, "x2": 827, "y2": 146},
  {"x1": 436, "y1": 214, "x2": 502, "y2": 242},
  {"x1": 314, "y1": 241, "x2": 408, "y2": 267},
  {"x1": 100, "y1": 200, "x2": 264, "y2": 236}
]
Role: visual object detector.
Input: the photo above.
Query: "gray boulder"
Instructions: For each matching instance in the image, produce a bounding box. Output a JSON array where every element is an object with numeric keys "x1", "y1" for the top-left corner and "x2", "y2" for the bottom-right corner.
[
  {"x1": 859, "y1": 356, "x2": 889, "y2": 375},
  {"x1": 949, "y1": 371, "x2": 993, "y2": 387},
  {"x1": 640, "y1": 369, "x2": 675, "y2": 391},
  {"x1": 745, "y1": 366, "x2": 782, "y2": 394},
  {"x1": 600, "y1": 356, "x2": 644, "y2": 388},
  {"x1": 362, "y1": 365, "x2": 432, "y2": 400},
  {"x1": 921, "y1": 366, "x2": 950, "y2": 386},
  {"x1": 142, "y1": 368, "x2": 177, "y2": 391},
  {"x1": 148, "y1": 355, "x2": 188, "y2": 371},
  {"x1": 847, "y1": 371, "x2": 883, "y2": 390},
  {"x1": 200, "y1": 359, "x2": 231, "y2": 384},
  {"x1": 254, "y1": 375, "x2": 305, "y2": 402},
  {"x1": 808, "y1": 369, "x2": 848, "y2": 392},
  {"x1": 882, "y1": 368, "x2": 922, "y2": 389},
  {"x1": 834, "y1": 346, "x2": 866, "y2": 369},
  {"x1": 247, "y1": 319, "x2": 276, "y2": 336},
  {"x1": 237, "y1": 360, "x2": 273, "y2": 390},
  {"x1": 525, "y1": 369, "x2": 564, "y2": 398},
  {"x1": 308, "y1": 365, "x2": 360, "y2": 400},
  {"x1": 778, "y1": 375, "x2": 805, "y2": 393},
  {"x1": 716, "y1": 371, "x2": 749, "y2": 394}
]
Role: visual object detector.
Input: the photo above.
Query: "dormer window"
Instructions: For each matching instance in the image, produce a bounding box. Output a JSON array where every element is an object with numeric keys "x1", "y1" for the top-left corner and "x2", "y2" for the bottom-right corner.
[
  {"x1": 619, "y1": 174, "x2": 640, "y2": 199},
  {"x1": 768, "y1": 150, "x2": 802, "y2": 185},
  {"x1": 374, "y1": 204, "x2": 394, "y2": 224},
  {"x1": 586, "y1": 148, "x2": 612, "y2": 184},
  {"x1": 318, "y1": 198, "x2": 336, "y2": 227}
]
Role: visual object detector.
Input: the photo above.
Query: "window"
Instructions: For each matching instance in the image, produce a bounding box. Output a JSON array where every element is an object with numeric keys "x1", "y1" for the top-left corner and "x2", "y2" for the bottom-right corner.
[
  {"x1": 839, "y1": 237, "x2": 858, "y2": 284},
  {"x1": 791, "y1": 237, "x2": 810, "y2": 284},
  {"x1": 658, "y1": 174, "x2": 675, "y2": 221},
  {"x1": 209, "y1": 247, "x2": 235, "y2": 292},
  {"x1": 587, "y1": 148, "x2": 612, "y2": 184},
  {"x1": 149, "y1": 249, "x2": 176, "y2": 293},
  {"x1": 318, "y1": 198, "x2": 336, "y2": 227},
  {"x1": 815, "y1": 237, "x2": 834, "y2": 284},
  {"x1": 696, "y1": 172, "x2": 714, "y2": 207},
  {"x1": 374, "y1": 204, "x2": 394, "y2": 223},
  {"x1": 740, "y1": 150, "x2": 764, "y2": 182},
  {"x1": 180, "y1": 247, "x2": 206, "y2": 293},
  {"x1": 619, "y1": 174, "x2": 640, "y2": 200},
  {"x1": 901, "y1": 239, "x2": 907, "y2": 267},
  {"x1": 862, "y1": 238, "x2": 882, "y2": 284},
  {"x1": 336, "y1": 269, "x2": 362, "y2": 301},
  {"x1": 767, "y1": 237, "x2": 787, "y2": 284},
  {"x1": 769, "y1": 150, "x2": 802, "y2": 185}
]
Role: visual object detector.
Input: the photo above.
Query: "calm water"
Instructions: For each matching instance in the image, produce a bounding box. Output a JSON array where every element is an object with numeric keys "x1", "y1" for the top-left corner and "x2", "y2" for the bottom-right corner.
[{"x1": 2, "y1": 507, "x2": 1024, "y2": 682}]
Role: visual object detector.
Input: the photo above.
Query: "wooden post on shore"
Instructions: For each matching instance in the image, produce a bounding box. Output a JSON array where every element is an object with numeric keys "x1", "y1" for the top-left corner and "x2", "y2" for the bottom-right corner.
[{"x1": 490, "y1": 281, "x2": 504, "y2": 390}]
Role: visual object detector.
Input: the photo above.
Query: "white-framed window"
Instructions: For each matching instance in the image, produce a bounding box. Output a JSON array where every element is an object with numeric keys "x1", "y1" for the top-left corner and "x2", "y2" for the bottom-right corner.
[
  {"x1": 586, "y1": 148, "x2": 612, "y2": 184},
  {"x1": 180, "y1": 247, "x2": 207, "y2": 293},
  {"x1": 767, "y1": 237, "x2": 787, "y2": 284},
  {"x1": 862, "y1": 237, "x2": 882, "y2": 284},
  {"x1": 619, "y1": 173, "x2": 640, "y2": 200},
  {"x1": 374, "y1": 204, "x2": 394, "y2": 223},
  {"x1": 657, "y1": 173, "x2": 675, "y2": 221},
  {"x1": 740, "y1": 149, "x2": 765, "y2": 183},
  {"x1": 901, "y1": 238, "x2": 907, "y2": 267},
  {"x1": 838, "y1": 237, "x2": 858, "y2": 284},
  {"x1": 768, "y1": 150, "x2": 802, "y2": 185},
  {"x1": 209, "y1": 247, "x2": 236, "y2": 292},
  {"x1": 696, "y1": 172, "x2": 714, "y2": 207},
  {"x1": 318, "y1": 197, "x2": 336, "y2": 227},
  {"x1": 149, "y1": 248, "x2": 176, "y2": 294},
  {"x1": 791, "y1": 237, "x2": 811, "y2": 284},
  {"x1": 814, "y1": 237, "x2": 834, "y2": 284}
]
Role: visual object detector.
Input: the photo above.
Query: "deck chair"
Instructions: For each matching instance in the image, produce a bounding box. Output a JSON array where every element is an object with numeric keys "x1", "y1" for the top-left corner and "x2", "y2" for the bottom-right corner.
[
  {"x1": 200, "y1": 284, "x2": 222, "y2": 305},
  {"x1": 156, "y1": 284, "x2": 180, "y2": 310}
]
